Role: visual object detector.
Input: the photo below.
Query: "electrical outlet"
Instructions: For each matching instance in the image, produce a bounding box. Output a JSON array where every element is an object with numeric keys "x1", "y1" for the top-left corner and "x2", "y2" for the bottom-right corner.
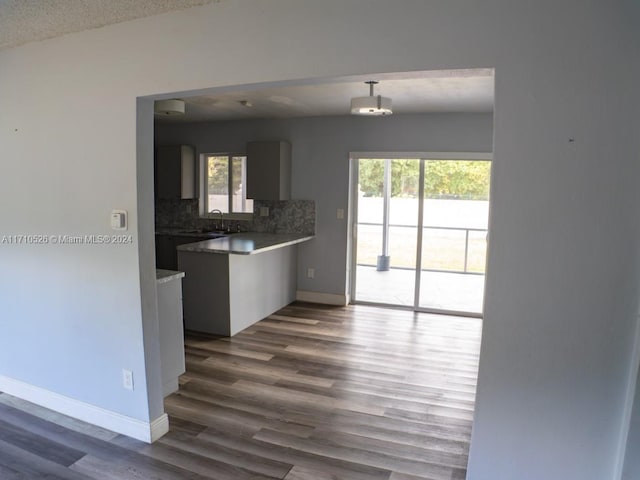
[
  {"x1": 122, "y1": 369, "x2": 134, "y2": 390},
  {"x1": 337, "y1": 208, "x2": 345, "y2": 219},
  {"x1": 260, "y1": 207, "x2": 269, "y2": 217},
  {"x1": 307, "y1": 268, "x2": 315, "y2": 279}
]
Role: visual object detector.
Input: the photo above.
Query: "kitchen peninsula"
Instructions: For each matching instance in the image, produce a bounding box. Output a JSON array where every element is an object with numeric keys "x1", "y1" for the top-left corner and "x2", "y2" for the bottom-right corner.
[
  {"x1": 155, "y1": 269, "x2": 186, "y2": 396},
  {"x1": 177, "y1": 232, "x2": 313, "y2": 336}
]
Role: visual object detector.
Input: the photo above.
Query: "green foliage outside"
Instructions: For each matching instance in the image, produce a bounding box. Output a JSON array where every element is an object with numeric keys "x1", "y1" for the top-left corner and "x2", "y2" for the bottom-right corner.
[
  {"x1": 207, "y1": 156, "x2": 246, "y2": 194},
  {"x1": 359, "y1": 159, "x2": 491, "y2": 200},
  {"x1": 208, "y1": 156, "x2": 228, "y2": 194}
]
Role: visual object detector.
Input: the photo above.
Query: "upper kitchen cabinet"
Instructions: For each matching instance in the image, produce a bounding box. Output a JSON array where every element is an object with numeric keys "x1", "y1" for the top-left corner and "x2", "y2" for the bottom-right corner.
[
  {"x1": 155, "y1": 145, "x2": 197, "y2": 199},
  {"x1": 246, "y1": 141, "x2": 291, "y2": 201}
]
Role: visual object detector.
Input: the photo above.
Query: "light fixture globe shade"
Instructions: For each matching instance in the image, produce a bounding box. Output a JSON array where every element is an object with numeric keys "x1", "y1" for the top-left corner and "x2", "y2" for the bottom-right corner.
[
  {"x1": 350, "y1": 95, "x2": 393, "y2": 116},
  {"x1": 154, "y1": 99, "x2": 185, "y2": 116}
]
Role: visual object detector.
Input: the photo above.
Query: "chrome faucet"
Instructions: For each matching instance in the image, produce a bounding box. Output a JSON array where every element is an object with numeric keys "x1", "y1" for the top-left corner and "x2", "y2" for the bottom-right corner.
[{"x1": 209, "y1": 209, "x2": 224, "y2": 231}]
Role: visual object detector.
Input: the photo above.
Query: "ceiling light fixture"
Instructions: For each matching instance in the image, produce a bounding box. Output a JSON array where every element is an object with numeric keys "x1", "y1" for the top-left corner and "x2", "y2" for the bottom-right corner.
[
  {"x1": 239, "y1": 100, "x2": 253, "y2": 107},
  {"x1": 350, "y1": 81, "x2": 392, "y2": 116},
  {"x1": 154, "y1": 99, "x2": 185, "y2": 116}
]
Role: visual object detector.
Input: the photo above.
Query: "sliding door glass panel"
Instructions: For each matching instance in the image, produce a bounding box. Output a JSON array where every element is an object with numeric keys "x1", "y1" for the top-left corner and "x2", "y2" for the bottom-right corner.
[
  {"x1": 385, "y1": 159, "x2": 419, "y2": 305},
  {"x1": 356, "y1": 223, "x2": 383, "y2": 266},
  {"x1": 418, "y1": 160, "x2": 490, "y2": 314},
  {"x1": 422, "y1": 228, "x2": 466, "y2": 272},
  {"x1": 355, "y1": 159, "x2": 419, "y2": 306},
  {"x1": 355, "y1": 159, "x2": 383, "y2": 270},
  {"x1": 467, "y1": 230, "x2": 489, "y2": 273}
]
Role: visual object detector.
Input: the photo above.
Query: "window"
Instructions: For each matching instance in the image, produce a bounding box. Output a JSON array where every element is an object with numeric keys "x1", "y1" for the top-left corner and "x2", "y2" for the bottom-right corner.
[{"x1": 203, "y1": 154, "x2": 253, "y2": 215}]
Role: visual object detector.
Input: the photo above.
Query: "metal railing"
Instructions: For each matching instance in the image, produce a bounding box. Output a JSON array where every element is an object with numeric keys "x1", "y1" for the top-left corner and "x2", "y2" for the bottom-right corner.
[{"x1": 357, "y1": 222, "x2": 488, "y2": 275}]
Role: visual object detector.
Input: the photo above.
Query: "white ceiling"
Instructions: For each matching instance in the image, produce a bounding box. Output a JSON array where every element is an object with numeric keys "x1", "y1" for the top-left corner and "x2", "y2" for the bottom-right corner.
[
  {"x1": 0, "y1": 0, "x2": 221, "y2": 49},
  {"x1": 158, "y1": 69, "x2": 495, "y2": 123}
]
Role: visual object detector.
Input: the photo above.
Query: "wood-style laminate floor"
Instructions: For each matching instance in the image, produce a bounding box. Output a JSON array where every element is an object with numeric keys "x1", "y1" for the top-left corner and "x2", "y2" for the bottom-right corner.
[{"x1": 0, "y1": 302, "x2": 481, "y2": 479}]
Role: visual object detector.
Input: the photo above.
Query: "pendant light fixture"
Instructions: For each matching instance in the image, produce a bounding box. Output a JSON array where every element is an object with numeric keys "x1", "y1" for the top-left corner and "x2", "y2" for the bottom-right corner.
[
  {"x1": 350, "y1": 80, "x2": 392, "y2": 116},
  {"x1": 154, "y1": 99, "x2": 185, "y2": 116}
]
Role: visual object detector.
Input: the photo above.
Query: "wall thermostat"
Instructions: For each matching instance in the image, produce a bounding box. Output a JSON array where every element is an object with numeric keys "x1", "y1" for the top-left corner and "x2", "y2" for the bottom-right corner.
[{"x1": 111, "y1": 210, "x2": 127, "y2": 231}]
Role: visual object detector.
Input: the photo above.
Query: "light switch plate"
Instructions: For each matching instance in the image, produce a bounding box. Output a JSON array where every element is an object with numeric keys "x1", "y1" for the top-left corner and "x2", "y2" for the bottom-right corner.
[
  {"x1": 337, "y1": 208, "x2": 345, "y2": 219},
  {"x1": 260, "y1": 207, "x2": 269, "y2": 217}
]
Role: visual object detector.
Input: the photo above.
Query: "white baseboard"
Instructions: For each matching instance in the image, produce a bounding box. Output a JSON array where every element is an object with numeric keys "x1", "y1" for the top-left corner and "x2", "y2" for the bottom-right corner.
[
  {"x1": 0, "y1": 375, "x2": 168, "y2": 443},
  {"x1": 296, "y1": 290, "x2": 349, "y2": 306},
  {"x1": 149, "y1": 412, "x2": 170, "y2": 442}
]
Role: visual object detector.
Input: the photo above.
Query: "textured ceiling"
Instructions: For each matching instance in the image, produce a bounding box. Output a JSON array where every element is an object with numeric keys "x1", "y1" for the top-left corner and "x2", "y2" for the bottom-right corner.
[
  {"x1": 0, "y1": 2, "x2": 494, "y2": 120},
  {"x1": 157, "y1": 69, "x2": 495, "y2": 122},
  {"x1": 0, "y1": 0, "x2": 221, "y2": 49}
]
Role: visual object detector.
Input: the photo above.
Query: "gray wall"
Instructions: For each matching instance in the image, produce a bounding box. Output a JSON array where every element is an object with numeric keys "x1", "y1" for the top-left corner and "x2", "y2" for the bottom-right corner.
[
  {"x1": 156, "y1": 113, "x2": 494, "y2": 296},
  {"x1": 0, "y1": 1, "x2": 639, "y2": 478}
]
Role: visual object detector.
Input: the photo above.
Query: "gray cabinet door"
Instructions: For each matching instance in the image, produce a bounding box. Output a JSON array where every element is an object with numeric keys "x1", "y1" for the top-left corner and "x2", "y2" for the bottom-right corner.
[
  {"x1": 246, "y1": 141, "x2": 291, "y2": 200},
  {"x1": 155, "y1": 234, "x2": 175, "y2": 269},
  {"x1": 155, "y1": 145, "x2": 197, "y2": 199}
]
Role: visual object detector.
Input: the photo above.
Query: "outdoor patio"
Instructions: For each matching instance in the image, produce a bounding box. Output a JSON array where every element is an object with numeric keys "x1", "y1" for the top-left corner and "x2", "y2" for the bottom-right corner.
[{"x1": 355, "y1": 265, "x2": 485, "y2": 314}]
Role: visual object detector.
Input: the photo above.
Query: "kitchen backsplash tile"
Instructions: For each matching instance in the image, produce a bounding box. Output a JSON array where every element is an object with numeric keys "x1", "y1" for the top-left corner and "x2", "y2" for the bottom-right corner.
[
  {"x1": 155, "y1": 198, "x2": 315, "y2": 235},
  {"x1": 252, "y1": 200, "x2": 316, "y2": 235},
  {"x1": 155, "y1": 199, "x2": 200, "y2": 228}
]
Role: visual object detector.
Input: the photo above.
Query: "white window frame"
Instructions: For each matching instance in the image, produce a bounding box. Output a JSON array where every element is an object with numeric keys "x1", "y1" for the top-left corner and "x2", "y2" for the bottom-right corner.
[{"x1": 199, "y1": 153, "x2": 254, "y2": 220}]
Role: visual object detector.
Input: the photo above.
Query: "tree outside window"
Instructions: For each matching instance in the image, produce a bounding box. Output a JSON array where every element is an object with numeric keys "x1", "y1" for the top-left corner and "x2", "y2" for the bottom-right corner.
[{"x1": 205, "y1": 155, "x2": 253, "y2": 214}]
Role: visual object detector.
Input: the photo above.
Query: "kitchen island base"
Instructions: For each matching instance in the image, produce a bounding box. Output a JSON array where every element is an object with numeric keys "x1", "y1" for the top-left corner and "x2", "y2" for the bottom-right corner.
[
  {"x1": 178, "y1": 245, "x2": 297, "y2": 336},
  {"x1": 156, "y1": 269, "x2": 186, "y2": 397}
]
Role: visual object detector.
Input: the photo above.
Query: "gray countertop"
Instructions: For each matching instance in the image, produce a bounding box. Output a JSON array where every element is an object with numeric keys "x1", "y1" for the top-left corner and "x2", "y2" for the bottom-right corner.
[
  {"x1": 176, "y1": 232, "x2": 314, "y2": 255},
  {"x1": 156, "y1": 269, "x2": 185, "y2": 284}
]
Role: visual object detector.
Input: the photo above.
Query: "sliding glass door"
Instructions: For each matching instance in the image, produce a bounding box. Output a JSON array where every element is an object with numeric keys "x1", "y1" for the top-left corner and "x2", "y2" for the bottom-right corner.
[{"x1": 352, "y1": 154, "x2": 491, "y2": 316}]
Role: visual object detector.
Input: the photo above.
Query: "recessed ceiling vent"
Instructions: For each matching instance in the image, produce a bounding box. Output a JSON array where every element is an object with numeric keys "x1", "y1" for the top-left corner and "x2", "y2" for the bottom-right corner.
[{"x1": 350, "y1": 81, "x2": 392, "y2": 116}]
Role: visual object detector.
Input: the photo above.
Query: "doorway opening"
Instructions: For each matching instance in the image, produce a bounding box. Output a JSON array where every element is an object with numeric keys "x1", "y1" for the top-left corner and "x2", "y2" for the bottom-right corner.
[
  {"x1": 141, "y1": 70, "x2": 494, "y2": 463},
  {"x1": 350, "y1": 153, "x2": 491, "y2": 316}
]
